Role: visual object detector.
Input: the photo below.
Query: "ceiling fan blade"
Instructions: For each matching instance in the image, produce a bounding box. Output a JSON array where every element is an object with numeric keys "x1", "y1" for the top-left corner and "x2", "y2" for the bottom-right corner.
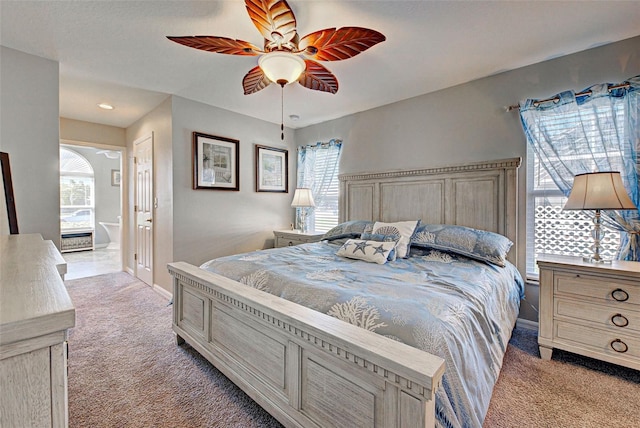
[
  {"x1": 299, "y1": 27, "x2": 386, "y2": 61},
  {"x1": 298, "y1": 60, "x2": 338, "y2": 94},
  {"x1": 243, "y1": 66, "x2": 272, "y2": 95},
  {"x1": 167, "y1": 36, "x2": 262, "y2": 56},
  {"x1": 245, "y1": 0, "x2": 297, "y2": 45}
]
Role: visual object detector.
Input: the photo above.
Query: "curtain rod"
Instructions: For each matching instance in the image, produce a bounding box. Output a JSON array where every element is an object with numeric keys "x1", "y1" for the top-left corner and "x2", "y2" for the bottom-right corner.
[
  {"x1": 506, "y1": 82, "x2": 630, "y2": 112},
  {"x1": 297, "y1": 139, "x2": 342, "y2": 151}
]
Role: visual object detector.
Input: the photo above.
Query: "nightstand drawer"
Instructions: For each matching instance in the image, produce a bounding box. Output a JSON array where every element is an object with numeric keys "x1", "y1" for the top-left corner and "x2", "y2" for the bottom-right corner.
[
  {"x1": 277, "y1": 237, "x2": 306, "y2": 247},
  {"x1": 273, "y1": 230, "x2": 324, "y2": 248},
  {"x1": 554, "y1": 273, "x2": 640, "y2": 307},
  {"x1": 556, "y1": 320, "x2": 640, "y2": 361},
  {"x1": 555, "y1": 298, "x2": 640, "y2": 334}
]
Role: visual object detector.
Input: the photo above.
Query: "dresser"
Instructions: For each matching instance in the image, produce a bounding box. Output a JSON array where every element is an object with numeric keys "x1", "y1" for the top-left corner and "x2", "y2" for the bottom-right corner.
[
  {"x1": 537, "y1": 254, "x2": 640, "y2": 370},
  {"x1": 0, "y1": 234, "x2": 76, "y2": 427},
  {"x1": 273, "y1": 230, "x2": 324, "y2": 248}
]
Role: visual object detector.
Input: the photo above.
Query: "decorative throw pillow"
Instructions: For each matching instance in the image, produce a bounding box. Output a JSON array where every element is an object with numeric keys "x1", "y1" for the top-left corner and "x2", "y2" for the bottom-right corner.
[
  {"x1": 322, "y1": 220, "x2": 374, "y2": 243},
  {"x1": 360, "y1": 231, "x2": 399, "y2": 261},
  {"x1": 336, "y1": 239, "x2": 397, "y2": 265},
  {"x1": 370, "y1": 220, "x2": 420, "y2": 258},
  {"x1": 411, "y1": 224, "x2": 513, "y2": 267}
]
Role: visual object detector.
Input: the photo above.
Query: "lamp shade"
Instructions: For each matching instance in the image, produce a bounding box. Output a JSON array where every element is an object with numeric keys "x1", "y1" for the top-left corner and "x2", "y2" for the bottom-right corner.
[
  {"x1": 258, "y1": 51, "x2": 305, "y2": 85},
  {"x1": 564, "y1": 171, "x2": 637, "y2": 210},
  {"x1": 291, "y1": 188, "x2": 315, "y2": 208}
]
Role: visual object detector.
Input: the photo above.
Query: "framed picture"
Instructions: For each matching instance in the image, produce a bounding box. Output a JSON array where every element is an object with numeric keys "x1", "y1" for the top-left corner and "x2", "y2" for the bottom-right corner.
[
  {"x1": 111, "y1": 169, "x2": 121, "y2": 187},
  {"x1": 1, "y1": 152, "x2": 19, "y2": 234},
  {"x1": 255, "y1": 144, "x2": 288, "y2": 193},
  {"x1": 193, "y1": 132, "x2": 240, "y2": 190}
]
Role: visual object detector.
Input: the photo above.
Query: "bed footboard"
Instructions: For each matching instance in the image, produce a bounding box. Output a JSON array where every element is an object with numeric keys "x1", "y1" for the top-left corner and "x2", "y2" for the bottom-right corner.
[{"x1": 168, "y1": 262, "x2": 445, "y2": 428}]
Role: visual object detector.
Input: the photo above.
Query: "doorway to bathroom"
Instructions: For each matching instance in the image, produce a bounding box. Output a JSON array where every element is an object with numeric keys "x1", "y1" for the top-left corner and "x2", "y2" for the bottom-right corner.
[{"x1": 59, "y1": 142, "x2": 124, "y2": 280}]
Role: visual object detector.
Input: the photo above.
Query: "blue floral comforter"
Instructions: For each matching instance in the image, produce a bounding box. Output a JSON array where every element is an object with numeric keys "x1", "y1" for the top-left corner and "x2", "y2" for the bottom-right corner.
[{"x1": 201, "y1": 241, "x2": 524, "y2": 428}]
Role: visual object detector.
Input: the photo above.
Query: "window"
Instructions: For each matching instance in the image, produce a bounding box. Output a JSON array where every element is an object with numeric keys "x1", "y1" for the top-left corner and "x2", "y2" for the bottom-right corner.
[
  {"x1": 521, "y1": 78, "x2": 639, "y2": 267},
  {"x1": 309, "y1": 147, "x2": 341, "y2": 232},
  {"x1": 525, "y1": 99, "x2": 629, "y2": 278},
  {"x1": 526, "y1": 147, "x2": 621, "y2": 277},
  {"x1": 297, "y1": 140, "x2": 342, "y2": 233},
  {"x1": 60, "y1": 147, "x2": 95, "y2": 231}
]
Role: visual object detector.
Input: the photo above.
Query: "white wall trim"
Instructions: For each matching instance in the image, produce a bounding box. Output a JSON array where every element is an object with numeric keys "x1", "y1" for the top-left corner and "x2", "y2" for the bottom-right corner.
[
  {"x1": 126, "y1": 266, "x2": 134, "y2": 276},
  {"x1": 516, "y1": 318, "x2": 538, "y2": 331},
  {"x1": 153, "y1": 283, "x2": 172, "y2": 300}
]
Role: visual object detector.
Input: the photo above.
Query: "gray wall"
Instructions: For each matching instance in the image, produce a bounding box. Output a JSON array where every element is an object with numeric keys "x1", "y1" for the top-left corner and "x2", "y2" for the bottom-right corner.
[
  {"x1": 126, "y1": 96, "x2": 297, "y2": 294},
  {"x1": 0, "y1": 46, "x2": 60, "y2": 244},
  {"x1": 294, "y1": 35, "x2": 640, "y2": 322},
  {"x1": 63, "y1": 146, "x2": 120, "y2": 246},
  {"x1": 170, "y1": 96, "x2": 297, "y2": 267}
]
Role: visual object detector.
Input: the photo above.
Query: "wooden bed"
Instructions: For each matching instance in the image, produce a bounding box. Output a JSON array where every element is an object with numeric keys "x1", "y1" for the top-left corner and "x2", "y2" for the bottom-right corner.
[{"x1": 168, "y1": 157, "x2": 521, "y2": 428}]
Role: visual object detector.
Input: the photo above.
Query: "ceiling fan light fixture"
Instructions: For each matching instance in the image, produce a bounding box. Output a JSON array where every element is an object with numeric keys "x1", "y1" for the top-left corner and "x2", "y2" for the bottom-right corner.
[{"x1": 258, "y1": 51, "x2": 305, "y2": 86}]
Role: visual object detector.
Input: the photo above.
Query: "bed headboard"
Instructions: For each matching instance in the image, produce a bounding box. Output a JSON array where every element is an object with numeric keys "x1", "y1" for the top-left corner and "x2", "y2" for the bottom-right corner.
[{"x1": 339, "y1": 157, "x2": 521, "y2": 264}]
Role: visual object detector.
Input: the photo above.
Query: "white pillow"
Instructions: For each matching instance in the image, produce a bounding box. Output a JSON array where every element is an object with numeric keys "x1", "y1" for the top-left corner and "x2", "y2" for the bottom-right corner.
[
  {"x1": 336, "y1": 239, "x2": 397, "y2": 265},
  {"x1": 371, "y1": 220, "x2": 419, "y2": 258}
]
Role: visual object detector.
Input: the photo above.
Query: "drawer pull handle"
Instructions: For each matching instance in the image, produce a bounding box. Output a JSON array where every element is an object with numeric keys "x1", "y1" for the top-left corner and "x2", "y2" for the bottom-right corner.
[
  {"x1": 610, "y1": 339, "x2": 628, "y2": 353},
  {"x1": 611, "y1": 314, "x2": 629, "y2": 328},
  {"x1": 611, "y1": 288, "x2": 629, "y2": 302}
]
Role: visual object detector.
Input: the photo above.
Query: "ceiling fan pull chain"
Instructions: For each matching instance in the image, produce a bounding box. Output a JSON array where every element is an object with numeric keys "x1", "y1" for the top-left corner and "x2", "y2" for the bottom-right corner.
[{"x1": 281, "y1": 83, "x2": 285, "y2": 140}]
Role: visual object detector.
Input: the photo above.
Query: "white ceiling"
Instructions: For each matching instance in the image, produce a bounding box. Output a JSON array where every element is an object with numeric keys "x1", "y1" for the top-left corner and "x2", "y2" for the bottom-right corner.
[{"x1": 1, "y1": 1, "x2": 639, "y2": 129}]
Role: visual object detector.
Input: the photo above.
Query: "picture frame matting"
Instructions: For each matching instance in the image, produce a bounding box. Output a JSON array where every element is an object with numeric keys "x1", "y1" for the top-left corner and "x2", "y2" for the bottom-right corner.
[{"x1": 255, "y1": 144, "x2": 288, "y2": 193}]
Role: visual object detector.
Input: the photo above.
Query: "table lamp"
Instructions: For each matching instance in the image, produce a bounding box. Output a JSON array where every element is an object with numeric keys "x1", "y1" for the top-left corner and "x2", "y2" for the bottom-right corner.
[
  {"x1": 563, "y1": 171, "x2": 637, "y2": 263},
  {"x1": 291, "y1": 188, "x2": 315, "y2": 233}
]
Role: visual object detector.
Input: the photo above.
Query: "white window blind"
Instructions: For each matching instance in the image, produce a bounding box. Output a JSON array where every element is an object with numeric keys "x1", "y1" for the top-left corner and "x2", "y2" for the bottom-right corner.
[{"x1": 310, "y1": 148, "x2": 340, "y2": 233}]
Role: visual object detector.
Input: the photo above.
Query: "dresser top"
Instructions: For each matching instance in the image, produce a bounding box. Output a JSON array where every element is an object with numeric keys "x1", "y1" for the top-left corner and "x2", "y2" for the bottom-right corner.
[
  {"x1": 537, "y1": 253, "x2": 640, "y2": 277},
  {"x1": 0, "y1": 234, "x2": 75, "y2": 346}
]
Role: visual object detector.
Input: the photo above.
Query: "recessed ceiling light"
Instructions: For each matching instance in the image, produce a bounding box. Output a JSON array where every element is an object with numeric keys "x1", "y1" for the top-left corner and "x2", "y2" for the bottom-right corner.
[{"x1": 98, "y1": 103, "x2": 114, "y2": 110}]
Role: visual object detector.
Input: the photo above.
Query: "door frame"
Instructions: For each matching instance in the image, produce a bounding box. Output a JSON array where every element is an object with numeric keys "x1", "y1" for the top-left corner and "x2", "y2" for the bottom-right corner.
[
  {"x1": 133, "y1": 132, "x2": 154, "y2": 286},
  {"x1": 60, "y1": 139, "x2": 126, "y2": 272}
]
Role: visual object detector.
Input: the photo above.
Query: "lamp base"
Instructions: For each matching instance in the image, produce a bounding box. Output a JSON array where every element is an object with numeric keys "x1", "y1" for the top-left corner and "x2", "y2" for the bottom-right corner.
[{"x1": 582, "y1": 256, "x2": 612, "y2": 264}]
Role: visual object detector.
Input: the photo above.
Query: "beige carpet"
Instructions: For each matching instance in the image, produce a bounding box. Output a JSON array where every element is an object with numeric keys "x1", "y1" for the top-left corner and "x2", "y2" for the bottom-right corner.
[{"x1": 66, "y1": 272, "x2": 640, "y2": 427}]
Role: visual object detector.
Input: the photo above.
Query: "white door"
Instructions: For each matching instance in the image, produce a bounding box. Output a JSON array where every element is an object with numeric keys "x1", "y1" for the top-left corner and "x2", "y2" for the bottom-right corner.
[{"x1": 134, "y1": 133, "x2": 153, "y2": 286}]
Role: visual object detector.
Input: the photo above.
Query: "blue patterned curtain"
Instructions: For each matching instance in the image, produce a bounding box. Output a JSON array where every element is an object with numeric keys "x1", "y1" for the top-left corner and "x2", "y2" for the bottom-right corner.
[
  {"x1": 296, "y1": 139, "x2": 342, "y2": 231},
  {"x1": 519, "y1": 75, "x2": 640, "y2": 261}
]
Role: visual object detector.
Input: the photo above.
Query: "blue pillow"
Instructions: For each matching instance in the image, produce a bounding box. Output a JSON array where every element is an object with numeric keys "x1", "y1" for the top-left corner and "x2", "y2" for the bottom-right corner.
[
  {"x1": 322, "y1": 220, "x2": 374, "y2": 243},
  {"x1": 411, "y1": 224, "x2": 512, "y2": 267}
]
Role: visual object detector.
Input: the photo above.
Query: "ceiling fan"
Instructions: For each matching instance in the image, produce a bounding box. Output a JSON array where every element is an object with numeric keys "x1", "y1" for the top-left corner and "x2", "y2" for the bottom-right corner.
[{"x1": 167, "y1": 0, "x2": 386, "y2": 95}]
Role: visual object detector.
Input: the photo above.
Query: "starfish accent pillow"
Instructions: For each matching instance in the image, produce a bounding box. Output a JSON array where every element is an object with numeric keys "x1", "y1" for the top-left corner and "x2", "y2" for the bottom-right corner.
[{"x1": 336, "y1": 239, "x2": 397, "y2": 264}]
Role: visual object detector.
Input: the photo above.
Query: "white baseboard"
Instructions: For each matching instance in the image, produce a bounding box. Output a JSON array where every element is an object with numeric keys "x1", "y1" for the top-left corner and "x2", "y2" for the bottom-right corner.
[
  {"x1": 126, "y1": 266, "x2": 134, "y2": 275},
  {"x1": 516, "y1": 318, "x2": 538, "y2": 331},
  {"x1": 153, "y1": 283, "x2": 172, "y2": 300}
]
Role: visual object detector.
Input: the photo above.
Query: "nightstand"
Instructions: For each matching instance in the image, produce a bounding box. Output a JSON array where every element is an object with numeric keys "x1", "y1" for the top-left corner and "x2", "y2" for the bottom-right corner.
[
  {"x1": 537, "y1": 254, "x2": 640, "y2": 371},
  {"x1": 273, "y1": 230, "x2": 324, "y2": 248}
]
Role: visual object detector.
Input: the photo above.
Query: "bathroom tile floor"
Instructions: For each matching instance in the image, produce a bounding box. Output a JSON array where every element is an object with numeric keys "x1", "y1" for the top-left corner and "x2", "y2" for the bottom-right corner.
[{"x1": 62, "y1": 247, "x2": 122, "y2": 280}]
